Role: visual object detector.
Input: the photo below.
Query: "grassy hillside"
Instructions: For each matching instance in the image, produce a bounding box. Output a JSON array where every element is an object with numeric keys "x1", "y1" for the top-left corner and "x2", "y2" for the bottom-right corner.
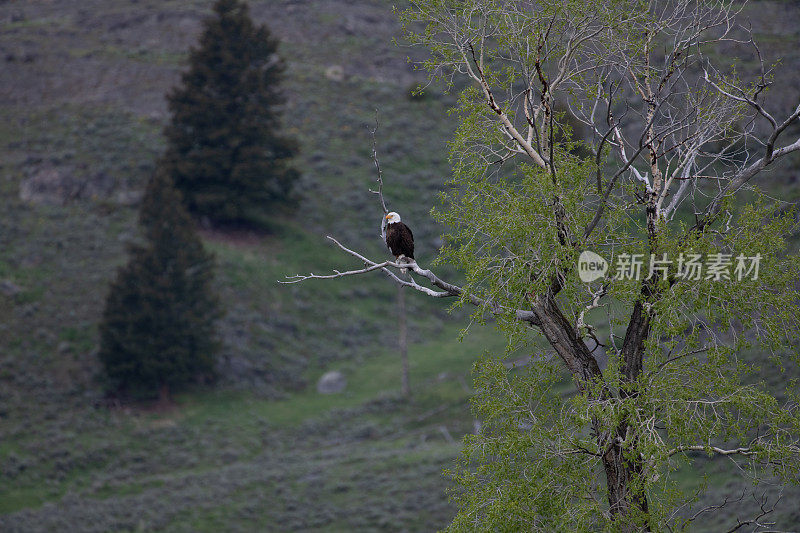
[
  {"x1": 0, "y1": 0, "x2": 464, "y2": 393},
  {"x1": 1, "y1": 0, "x2": 800, "y2": 531},
  {"x1": 0, "y1": 1, "x2": 507, "y2": 530}
]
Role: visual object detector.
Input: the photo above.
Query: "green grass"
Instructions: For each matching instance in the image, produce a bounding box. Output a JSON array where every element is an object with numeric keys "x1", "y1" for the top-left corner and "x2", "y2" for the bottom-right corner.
[
  {"x1": 0, "y1": 488, "x2": 64, "y2": 515},
  {"x1": 0, "y1": 320, "x2": 506, "y2": 529},
  {"x1": 180, "y1": 320, "x2": 507, "y2": 429}
]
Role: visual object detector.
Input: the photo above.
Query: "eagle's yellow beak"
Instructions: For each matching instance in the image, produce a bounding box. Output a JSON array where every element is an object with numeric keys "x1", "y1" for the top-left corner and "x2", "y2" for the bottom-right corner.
[{"x1": 385, "y1": 213, "x2": 391, "y2": 219}]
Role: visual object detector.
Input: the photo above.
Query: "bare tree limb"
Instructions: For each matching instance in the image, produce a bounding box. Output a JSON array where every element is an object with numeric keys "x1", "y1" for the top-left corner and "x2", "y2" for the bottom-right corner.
[
  {"x1": 724, "y1": 492, "x2": 782, "y2": 533},
  {"x1": 463, "y1": 43, "x2": 549, "y2": 169},
  {"x1": 666, "y1": 445, "x2": 756, "y2": 458},
  {"x1": 282, "y1": 236, "x2": 542, "y2": 327},
  {"x1": 693, "y1": 91, "x2": 800, "y2": 230},
  {"x1": 368, "y1": 111, "x2": 389, "y2": 216}
]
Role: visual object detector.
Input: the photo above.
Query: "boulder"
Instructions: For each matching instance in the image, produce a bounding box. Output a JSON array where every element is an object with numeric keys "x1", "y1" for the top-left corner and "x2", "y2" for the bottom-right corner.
[
  {"x1": 0, "y1": 280, "x2": 23, "y2": 297},
  {"x1": 316, "y1": 371, "x2": 346, "y2": 394},
  {"x1": 324, "y1": 65, "x2": 344, "y2": 82},
  {"x1": 19, "y1": 165, "x2": 122, "y2": 205}
]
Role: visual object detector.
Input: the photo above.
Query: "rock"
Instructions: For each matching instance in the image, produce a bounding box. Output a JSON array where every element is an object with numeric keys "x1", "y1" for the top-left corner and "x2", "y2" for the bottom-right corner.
[
  {"x1": 316, "y1": 371, "x2": 346, "y2": 394},
  {"x1": 0, "y1": 280, "x2": 22, "y2": 297},
  {"x1": 114, "y1": 190, "x2": 143, "y2": 205},
  {"x1": 20, "y1": 165, "x2": 121, "y2": 205},
  {"x1": 57, "y1": 341, "x2": 72, "y2": 354},
  {"x1": 324, "y1": 65, "x2": 345, "y2": 82},
  {"x1": 19, "y1": 165, "x2": 75, "y2": 205}
]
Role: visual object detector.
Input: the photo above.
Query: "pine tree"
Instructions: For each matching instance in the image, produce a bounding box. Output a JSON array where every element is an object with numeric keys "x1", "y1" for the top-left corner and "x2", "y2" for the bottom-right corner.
[
  {"x1": 160, "y1": 0, "x2": 299, "y2": 225},
  {"x1": 99, "y1": 169, "x2": 220, "y2": 401}
]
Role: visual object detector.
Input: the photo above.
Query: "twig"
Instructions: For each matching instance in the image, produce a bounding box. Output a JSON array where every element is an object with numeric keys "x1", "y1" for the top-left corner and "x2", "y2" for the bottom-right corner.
[
  {"x1": 724, "y1": 491, "x2": 782, "y2": 533},
  {"x1": 368, "y1": 110, "x2": 388, "y2": 216},
  {"x1": 685, "y1": 490, "x2": 746, "y2": 524}
]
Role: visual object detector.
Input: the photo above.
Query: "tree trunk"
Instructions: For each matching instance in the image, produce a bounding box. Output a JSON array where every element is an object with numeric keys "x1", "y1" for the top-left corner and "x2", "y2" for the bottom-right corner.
[
  {"x1": 604, "y1": 296, "x2": 653, "y2": 531},
  {"x1": 621, "y1": 300, "x2": 652, "y2": 383},
  {"x1": 531, "y1": 287, "x2": 602, "y2": 387},
  {"x1": 601, "y1": 429, "x2": 650, "y2": 531},
  {"x1": 398, "y1": 284, "x2": 410, "y2": 398},
  {"x1": 158, "y1": 382, "x2": 171, "y2": 407},
  {"x1": 532, "y1": 285, "x2": 651, "y2": 530}
]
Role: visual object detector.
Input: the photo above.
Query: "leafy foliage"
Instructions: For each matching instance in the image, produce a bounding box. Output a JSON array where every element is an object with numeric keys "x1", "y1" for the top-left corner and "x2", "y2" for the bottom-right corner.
[
  {"x1": 402, "y1": 0, "x2": 800, "y2": 529},
  {"x1": 448, "y1": 355, "x2": 602, "y2": 532},
  {"x1": 160, "y1": 0, "x2": 299, "y2": 225},
  {"x1": 99, "y1": 169, "x2": 220, "y2": 398},
  {"x1": 440, "y1": 136, "x2": 800, "y2": 531}
]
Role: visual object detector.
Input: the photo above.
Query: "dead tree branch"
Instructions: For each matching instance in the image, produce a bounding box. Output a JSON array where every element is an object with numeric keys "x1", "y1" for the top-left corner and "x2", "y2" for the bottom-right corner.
[
  {"x1": 282, "y1": 236, "x2": 542, "y2": 327},
  {"x1": 724, "y1": 492, "x2": 782, "y2": 533},
  {"x1": 368, "y1": 111, "x2": 389, "y2": 216}
]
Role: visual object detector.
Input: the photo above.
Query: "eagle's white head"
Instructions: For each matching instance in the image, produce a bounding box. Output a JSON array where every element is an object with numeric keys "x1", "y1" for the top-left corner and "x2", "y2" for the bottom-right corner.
[{"x1": 385, "y1": 212, "x2": 401, "y2": 224}]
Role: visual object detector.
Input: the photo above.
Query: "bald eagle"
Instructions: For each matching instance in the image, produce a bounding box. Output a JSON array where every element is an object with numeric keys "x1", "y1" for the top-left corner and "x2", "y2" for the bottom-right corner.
[{"x1": 383, "y1": 212, "x2": 414, "y2": 273}]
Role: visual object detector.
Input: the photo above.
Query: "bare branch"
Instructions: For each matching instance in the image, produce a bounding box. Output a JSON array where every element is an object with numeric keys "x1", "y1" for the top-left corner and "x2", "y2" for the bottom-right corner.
[
  {"x1": 697, "y1": 103, "x2": 800, "y2": 229},
  {"x1": 666, "y1": 445, "x2": 756, "y2": 458},
  {"x1": 281, "y1": 236, "x2": 448, "y2": 298},
  {"x1": 282, "y1": 236, "x2": 543, "y2": 327},
  {"x1": 368, "y1": 111, "x2": 389, "y2": 216},
  {"x1": 576, "y1": 284, "x2": 607, "y2": 348},
  {"x1": 724, "y1": 492, "x2": 782, "y2": 533},
  {"x1": 463, "y1": 43, "x2": 549, "y2": 169},
  {"x1": 685, "y1": 490, "x2": 746, "y2": 525}
]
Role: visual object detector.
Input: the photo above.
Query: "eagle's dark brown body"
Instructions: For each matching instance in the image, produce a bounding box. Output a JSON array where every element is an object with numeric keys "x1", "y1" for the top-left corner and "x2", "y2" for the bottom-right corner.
[{"x1": 385, "y1": 221, "x2": 414, "y2": 261}]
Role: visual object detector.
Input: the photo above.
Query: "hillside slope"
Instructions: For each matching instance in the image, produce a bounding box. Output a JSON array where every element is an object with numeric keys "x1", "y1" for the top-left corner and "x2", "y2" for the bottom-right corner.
[
  {"x1": 1, "y1": 0, "x2": 800, "y2": 531},
  {"x1": 0, "y1": 1, "x2": 501, "y2": 530}
]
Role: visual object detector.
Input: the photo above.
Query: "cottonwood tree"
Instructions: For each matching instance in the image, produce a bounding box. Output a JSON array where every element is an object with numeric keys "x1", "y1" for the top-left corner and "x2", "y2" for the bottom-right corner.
[{"x1": 288, "y1": 0, "x2": 800, "y2": 530}]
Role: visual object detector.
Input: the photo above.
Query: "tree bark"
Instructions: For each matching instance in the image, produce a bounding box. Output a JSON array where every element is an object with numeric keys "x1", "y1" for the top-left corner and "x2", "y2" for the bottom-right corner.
[
  {"x1": 621, "y1": 300, "x2": 651, "y2": 383},
  {"x1": 602, "y1": 434, "x2": 650, "y2": 531},
  {"x1": 532, "y1": 282, "x2": 652, "y2": 530},
  {"x1": 604, "y1": 290, "x2": 655, "y2": 531},
  {"x1": 531, "y1": 284, "x2": 602, "y2": 388}
]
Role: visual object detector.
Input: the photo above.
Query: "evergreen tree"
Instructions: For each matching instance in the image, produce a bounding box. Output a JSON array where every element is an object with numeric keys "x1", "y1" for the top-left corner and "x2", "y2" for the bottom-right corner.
[
  {"x1": 99, "y1": 169, "x2": 220, "y2": 400},
  {"x1": 161, "y1": 0, "x2": 299, "y2": 225}
]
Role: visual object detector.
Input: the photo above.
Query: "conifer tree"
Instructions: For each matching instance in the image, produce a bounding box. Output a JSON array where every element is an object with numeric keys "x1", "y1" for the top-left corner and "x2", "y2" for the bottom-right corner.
[
  {"x1": 160, "y1": 0, "x2": 299, "y2": 225},
  {"x1": 99, "y1": 169, "x2": 220, "y2": 400}
]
